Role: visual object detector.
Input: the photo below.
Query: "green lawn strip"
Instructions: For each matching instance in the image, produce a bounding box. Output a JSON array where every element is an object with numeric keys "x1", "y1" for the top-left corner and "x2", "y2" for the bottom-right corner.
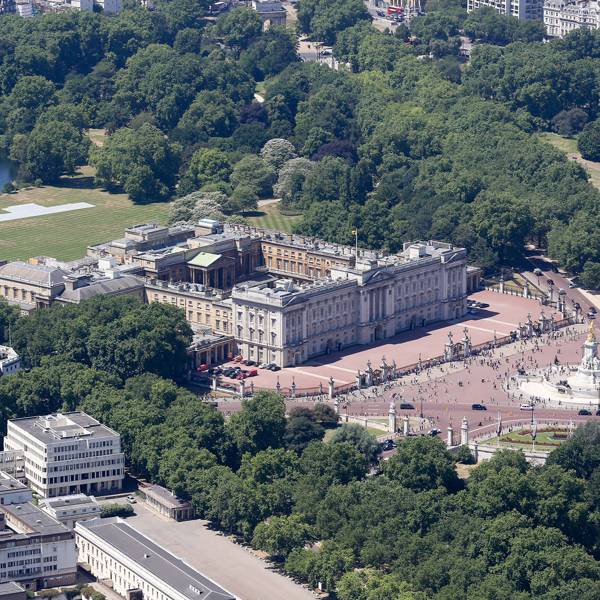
[{"x1": 0, "y1": 169, "x2": 168, "y2": 261}]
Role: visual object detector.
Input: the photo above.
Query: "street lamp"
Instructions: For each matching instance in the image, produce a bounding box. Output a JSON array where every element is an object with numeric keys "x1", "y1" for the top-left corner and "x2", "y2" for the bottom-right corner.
[{"x1": 420, "y1": 395, "x2": 423, "y2": 419}]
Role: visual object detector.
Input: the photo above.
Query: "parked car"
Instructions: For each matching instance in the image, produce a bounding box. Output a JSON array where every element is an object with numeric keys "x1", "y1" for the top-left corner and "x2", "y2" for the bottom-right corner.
[
  {"x1": 243, "y1": 359, "x2": 256, "y2": 366},
  {"x1": 520, "y1": 403, "x2": 534, "y2": 411},
  {"x1": 578, "y1": 409, "x2": 592, "y2": 416},
  {"x1": 127, "y1": 495, "x2": 136, "y2": 504},
  {"x1": 595, "y1": 409, "x2": 600, "y2": 416},
  {"x1": 247, "y1": 369, "x2": 258, "y2": 377},
  {"x1": 471, "y1": 403, "x2": 487, "y2": 411},
  {"x1": 268, "y1": 364, "x2": 281, "y2": 371},
  {"x1": 587, "y1": 311, "x2": 596, "y2": 319},
  {"x1": 258, "y1": 363, "x2": 270, "y2": 369},
  {"x1": 380, "y1": 439, "x2": 395, "y2": 451},
  {"x1": 400, "y1": 402, "x2": 414, "y2": 409},
  {"x1": 428, "y1": 428, "x2": 441, "y2": 436}
]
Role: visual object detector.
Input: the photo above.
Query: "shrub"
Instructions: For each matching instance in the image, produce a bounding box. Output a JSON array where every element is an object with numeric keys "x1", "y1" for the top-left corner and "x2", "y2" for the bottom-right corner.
[{"x1": 101, "y1": 502, "x2": 134, "y2": 518}]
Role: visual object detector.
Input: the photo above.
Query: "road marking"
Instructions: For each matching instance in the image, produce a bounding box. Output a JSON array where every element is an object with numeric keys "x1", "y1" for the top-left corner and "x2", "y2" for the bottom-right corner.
[
  {"x1": 290, "y1": 368, "x2": 351, "y2": 384},
  {"x1": 325, "y1": 364, "x2": 359, "y2": 374},
  {"x1": 466, "y1": 324, "x2": 510, "y2": 336},
  {"x1": 482, "y1": 318, "x2": 519, "y2": 328}
]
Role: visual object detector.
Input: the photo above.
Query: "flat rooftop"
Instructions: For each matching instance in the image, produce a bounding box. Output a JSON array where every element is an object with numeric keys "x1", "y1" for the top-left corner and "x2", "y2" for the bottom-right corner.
[
  {"x1": 0, "y1": 471, "x2": 28, "y2": 494},
  {"x1": 0, "y1": 582, "x2": 25, "y2": 596},
  {"x1": 2, "y1": 502, "x2": 71, "y2": 536},
  {"x1": 78, "y1": 518, "x2": 234, "y2": 600},
  {"x1": 41, "y1": 494, "x2": 99, "y2": 510},
  {"x1": 9, "y1": 412, "x2": 119, "y2": 443}
]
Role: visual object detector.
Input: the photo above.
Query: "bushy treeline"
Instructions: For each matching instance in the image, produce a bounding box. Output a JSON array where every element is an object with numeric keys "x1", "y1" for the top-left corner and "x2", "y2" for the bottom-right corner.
[{"x1": 1, "y1": 294, "x2": 600, "y2": 597}]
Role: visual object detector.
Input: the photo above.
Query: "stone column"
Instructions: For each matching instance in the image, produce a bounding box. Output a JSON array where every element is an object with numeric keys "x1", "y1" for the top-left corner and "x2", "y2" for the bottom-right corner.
[
  {"x1": 355, "y1": 371, "x2": 362, "y2": 390},
  {"x1": 499, "y1": 275, "x2": 505, "y2": 293},
  {"x1": 328, "y1": 377, "x2": 335, "y2": 400},
  {"x1": 275, "y1": 378, "x2": 281, "y2": 395},
  {"x1": 473, "y1": 440, "x2": 479, "y2": 463},
  {"x1": 334, "y1": 397, "x2": 339, "y2": 415},
  {"x1": 523, "y1": 280, "x2": 530, "y2": 299},
  {"x1": 460, "y1": 417, "x2": 469, "y2": 446},
  {"x1": 290, "y1": 379, "x2": 296, "y2": 399},
  {"x1": 402, "y1": 415, "x2": 409, "y2": 436},
  {"x1": 388, "y1": 401, "x2": 396, "y2": 434},
  {"x1": 239, "y1": 378, "x2": 246, "y2": 397},
  {"x1": 447, "y1": 423, "x2": 453, "y2": 447},
  {"x1": 211, "y1": 376, "x2": 217, "y2": 391}
]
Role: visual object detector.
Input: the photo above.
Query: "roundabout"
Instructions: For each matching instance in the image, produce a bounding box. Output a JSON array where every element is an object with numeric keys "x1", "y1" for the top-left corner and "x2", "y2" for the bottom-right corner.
[{"x1": 515, "y1": 321, "x2": 600, "y2": 407}]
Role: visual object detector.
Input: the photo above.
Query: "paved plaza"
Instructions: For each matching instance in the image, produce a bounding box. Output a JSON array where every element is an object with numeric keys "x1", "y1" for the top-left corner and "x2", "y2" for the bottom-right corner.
[
  {"x1": 222, "y1": 290, "x2": 559, "y2": 392},
  {"x1": 124, "y1": 502, "x2": 315, "y2": 600}
]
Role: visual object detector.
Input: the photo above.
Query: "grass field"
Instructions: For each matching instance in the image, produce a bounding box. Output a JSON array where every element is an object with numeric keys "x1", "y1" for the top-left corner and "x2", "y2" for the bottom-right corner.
[
  {"x1": 486, "y1": 429, "x2": 568, "y2": 449},
  {"x1": 245, "y1": 201, "x2": 302, "y2": 232},
  {"x1": 0, "y1": 166, "x2": 169, "y2": 262},
  {"x1": 540, "y1": 132, "x2": 600, "y2": 191}
]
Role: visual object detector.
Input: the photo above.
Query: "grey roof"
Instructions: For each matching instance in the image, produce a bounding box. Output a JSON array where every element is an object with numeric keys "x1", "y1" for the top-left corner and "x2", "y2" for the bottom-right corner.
[
  {"x1": 0, "y1": 261, "x2": 68, "y2": 288},
  {"x1": 9, "y1": 412, "x2": 120, "y2": 444},
  {"x1": 2, "y1": 502, "x2": 72, "y2": 536},
  {"x1": 41, "y1": 494, "x2": 99, "y2": 510},
  {"x1": 0, "y1": 582, "x2": 25, "y2": 596},
  {"x1": 78, "y1": 518, "x2": 234, "y2": 600},
  {"x1": 143, "y1": 484, "x2": 192, "y2": 510},
  {"x1": 0, "y1": 471, "x2": 28, "y2": 494},
  {"x1": 58, "y1": 275, "x2": 144, "y2": 303}
]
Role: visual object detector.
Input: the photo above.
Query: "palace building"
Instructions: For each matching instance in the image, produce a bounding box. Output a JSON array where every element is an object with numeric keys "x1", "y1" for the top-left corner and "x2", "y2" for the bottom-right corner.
[{"x1": 0, "y1": 221, "x2": 470, "y2": 367}]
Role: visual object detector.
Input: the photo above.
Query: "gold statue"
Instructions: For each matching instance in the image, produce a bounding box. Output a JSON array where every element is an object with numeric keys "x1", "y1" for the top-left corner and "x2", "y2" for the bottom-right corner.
[{"x1": 588, "y1": 320, "x2": 596, "y2": 343}]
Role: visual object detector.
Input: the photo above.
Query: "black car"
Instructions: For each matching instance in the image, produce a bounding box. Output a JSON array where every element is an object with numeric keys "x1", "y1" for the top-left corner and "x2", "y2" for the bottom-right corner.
[
  {"x1": 578, "y1": 409, "x2": 592, "y2": 416},
  {"x1": 380, "y1": 439, "x2": 395, "y2": 451},
  {"x1": 269, "y1": 364, "x2": 281, "y2": 371},
  {"x1": 471, "y1": 403, "x2": 487, "y2": 411},
  {"x1": 400, "y1": 402, "x2": 414, "y2": 410},
  {"x1": 595, "y1": 409, "x2": 600, "y2": 416}
]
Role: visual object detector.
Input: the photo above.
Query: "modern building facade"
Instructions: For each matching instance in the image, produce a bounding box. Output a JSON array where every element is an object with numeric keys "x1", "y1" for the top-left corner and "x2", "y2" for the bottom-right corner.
[
  {"x1": 544, "y1": 0, "x2": 600, "y2": 36},
  {"x1": 0, "y1": 502, "x2": 76, "y2": 590},
  {"x1": 39, "y1": 495, "x2": 101, "y2": 529},
  {"x1": 467, "y1": 0, "x2": 543, "y2": 20},
  {"x1": 4, "y1": 413, "x2": 124, "y2": 498},
  {"x1": 75, "y1": 518, "x2": 235, "y2": 600},
  {"x1": 251, "y1": 0, "x2": 286, "y2": 28},
  {"x1": 0, "y1": 346, "x2": 20, "y2": 377},
  {"x1": 0, "y1": 473, "x2": 31, "y2": 507}
]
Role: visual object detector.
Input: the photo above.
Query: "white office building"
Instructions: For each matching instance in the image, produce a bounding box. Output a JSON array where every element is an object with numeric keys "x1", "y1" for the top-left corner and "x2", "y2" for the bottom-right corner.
[
  {"x1": 544, "y1": 0, "x2": 600, "y2": 36},
  {"x1": 0, "y1": 473, "x2": 32, "y2": 507},
  {"x1": 4, "y1": 413, "x2": 124, "y2": 498},
  {"x1": 467, "y1": 0, "x2": 544, "y2": 20},
  {"x1": 75, "y1": 518, "x2": 235, "y2": 600},
  {"x1": 0, "y1": 346, "x2": 20, "y2": 377},
  {"x1": 0, "y1": 502, "x2": 76, "y2": 590},
  {"x1": 39, "y1": 494, "x2": 101, "y2": 529}
]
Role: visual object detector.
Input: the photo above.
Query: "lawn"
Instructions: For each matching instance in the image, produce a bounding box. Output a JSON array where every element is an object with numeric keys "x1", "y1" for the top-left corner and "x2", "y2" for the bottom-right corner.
[
  {"x1": 245, "y1": 201, "x2": 302, "y2": 233},
  {"x1": 0, "y1": 166, "x2": 169, "y2": 262},
  {"x1": 540, "y1": 132, "x2": 600, "y2": 191},
  {"x1": 486, "y1": 428, "x2": 568, "y2": 449}
]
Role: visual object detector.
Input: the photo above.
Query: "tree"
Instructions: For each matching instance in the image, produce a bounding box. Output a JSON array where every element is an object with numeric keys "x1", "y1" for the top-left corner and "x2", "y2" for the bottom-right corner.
[
  {"x1": 330, "y1": 423, "x2": 380, "y2": 464},
  {"x1": 274, "y1": 157, "x2": 314, "y2": 206},
  {"x1": 214, "y1": 8, "x2": 262, "y2": 52},
  {"x1": 581, "y1": 261, "x2": 600, "y2": 289},
  {"x1": 337, "y1": 569, "x2": 428, "y2": 600},
  {"x1": 91, "y1": 124, "x2": 179, "y2": 202},
  {"x1": 252, "y1": 514, "x2": 313, "y2": 559},
  {"x1": 383, "y1": 437, "x2": 461, "y2": 492},
  {"x1": 229, "y1": 184, "x2": 259, "y2": 213},
  {"x1": 10, "y1": 119, "x2": 89, "y2": 183},
  {"x1": 230, "y1": 155, "x2": 276, "y2": 198},
  {"x1": 284, "y1": 410, "x2": 325, "y2": 453},
  {"x1": 547, "y1": 421, "x2": 600, "y2": 479},
  {"x1": 579, "y1": 120, "x2": 600, "y2": 161},
  {"x1": 227, "y1": 391, "x2": 287, "y2": 457},
  {"x1": 552, "y1": 108, "x2": 589, "y2": 137},
  {"x1": 0, "y1": 300, "x2": 20, "y2": 345},
  {"x1": 312, "y1": 403, "x2": 339, "y2": 428},
  {"x1": 179, "y1": 148, "x2": 232, "y2": 195},
  {"x1": 260, "y1": 138, "x2": 298, "y2": 173},
  {"x1": 168, "y1": 190, "x2": 227, "y2": 224},
  {"x1": 300, "y1": 440, "x2": 368, "y2": 485}
]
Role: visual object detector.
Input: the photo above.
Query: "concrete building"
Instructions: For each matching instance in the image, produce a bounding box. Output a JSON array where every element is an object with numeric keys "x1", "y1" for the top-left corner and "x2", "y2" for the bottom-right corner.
[
  {"x1": 141, "y1": 485, "x2": 194, "y2": 521},
  {"x1": 75, "y1": 517, "x2": 235, "y2": 600},
  {"x1": 251, "y1": 0, "x2": 286, "y2": 28},
  {"x1": 0, "y1": 502, "x2": 76, "y2": 590},
  {"x1": 0, "y1": 582, "x2": 26, "y2": 600},
  {"x1": 15, "y1": 0, "x2": 33, "y2": 16},
  {"x1": 0, "y1": 473, "x2": 32, "y2": 507},
  {"x1": 39, "y1": 495, "x2": 101, "y2": 529},
  {"x1": 0, "y1": 0, "x2": 16, "y2": 13},
  {"x1": 544, "y1": 0, "x2": 600, "y2": 35},
  {"x1": 467, "y1": 0, "x2": 544, "y2": 20},
  {"x1": 0, "y1": 346, "x2": 20, "y2": 377},
  {"x1": 0, "y1": 453, "x2": 25, "y2": 484},
  {"x1": 96, "y1": 0, "x2": 121, "y2": 12},
  {"x1": 4, "y1": 413, "x2": 124, "y2": 498}
]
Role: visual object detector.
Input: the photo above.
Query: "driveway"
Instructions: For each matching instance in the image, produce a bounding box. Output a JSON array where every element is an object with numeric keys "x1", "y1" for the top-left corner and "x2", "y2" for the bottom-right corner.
[{"x1": 124, "y1": 502, "x2": 315, "y2": 600}]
